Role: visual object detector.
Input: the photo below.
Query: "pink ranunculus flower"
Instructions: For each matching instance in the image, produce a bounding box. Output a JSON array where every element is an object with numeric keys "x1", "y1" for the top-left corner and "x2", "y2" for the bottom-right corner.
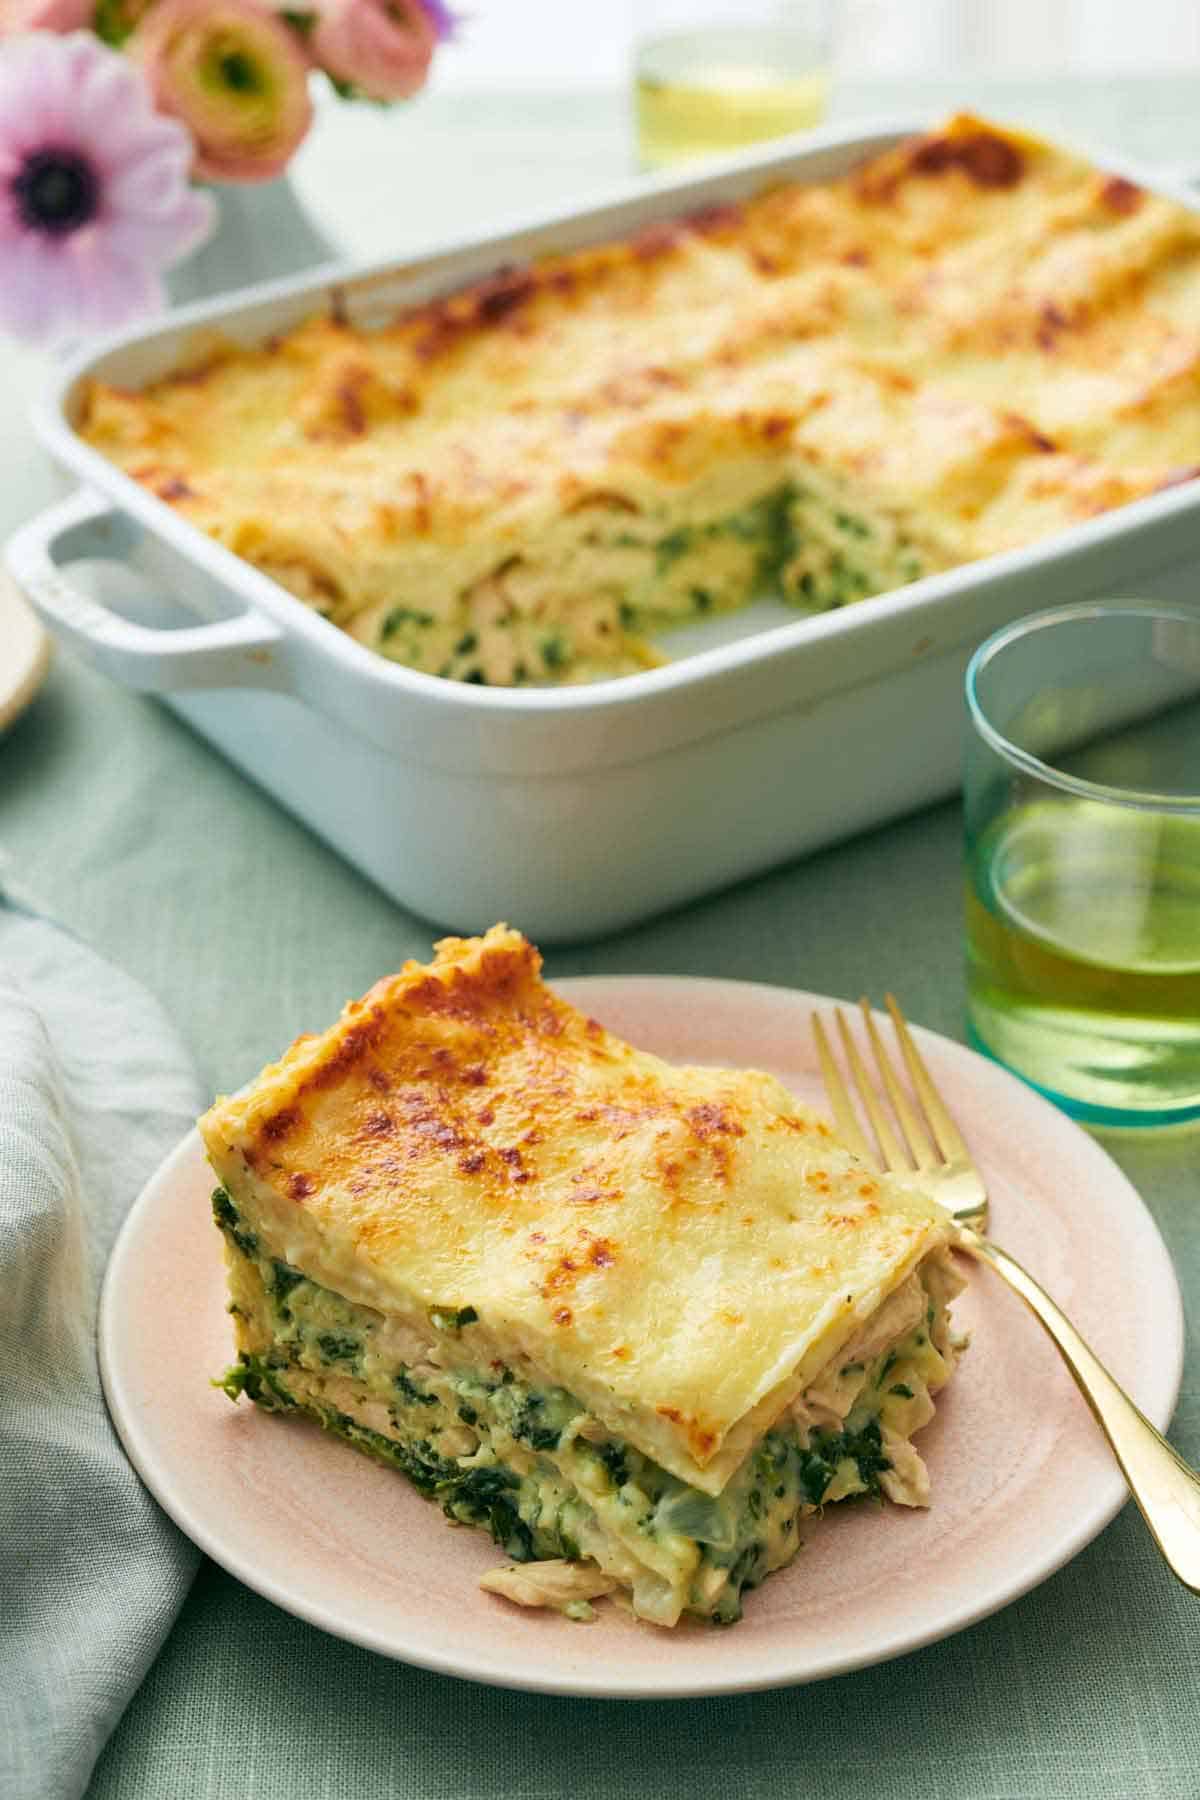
[
  {"x1": 0, "y1": 31, "x2": 215, "y2": 343},
  {"x1": 0, "y1": 0, "x2": 94, "y2": 30},
  {"x1": 132, "y1": 0, "x2": 314, "y2": 184},
  {"x1": 309, "y1": 0, "x2": 438, "y2": 103}
]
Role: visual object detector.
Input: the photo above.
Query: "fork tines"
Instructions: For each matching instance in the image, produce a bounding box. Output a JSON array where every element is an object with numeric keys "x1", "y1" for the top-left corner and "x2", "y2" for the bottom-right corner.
[{"x1": 813, "y1": 995, "x2": 968, "y2": 1178}]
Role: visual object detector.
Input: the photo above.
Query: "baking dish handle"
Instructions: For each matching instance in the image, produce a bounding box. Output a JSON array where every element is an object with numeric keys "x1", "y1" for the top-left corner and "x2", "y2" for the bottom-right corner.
[{"x1": 5, "y1": 488, "x2": 287, "y2": 693}]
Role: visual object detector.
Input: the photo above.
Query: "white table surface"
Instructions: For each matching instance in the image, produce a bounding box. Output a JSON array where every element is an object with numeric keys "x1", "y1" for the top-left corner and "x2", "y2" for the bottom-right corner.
[{"x1": 3, "y1": 73, "x2": 1199, "y2": 555}]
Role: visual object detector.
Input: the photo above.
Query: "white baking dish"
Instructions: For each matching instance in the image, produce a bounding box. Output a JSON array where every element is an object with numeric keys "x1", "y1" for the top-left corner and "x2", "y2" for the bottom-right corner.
[{"x1": 10, "y1": 118, "x2": 1200, "y2": 942}]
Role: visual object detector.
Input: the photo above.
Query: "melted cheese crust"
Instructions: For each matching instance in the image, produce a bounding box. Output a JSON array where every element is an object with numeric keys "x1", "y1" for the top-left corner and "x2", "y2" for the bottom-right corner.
[
  {"x1": 200, "y1": 925, "x2": 953, "y2": 1493},
  {"x1": 80, "y1": 116, "x2": 1200, "y2": 686}
]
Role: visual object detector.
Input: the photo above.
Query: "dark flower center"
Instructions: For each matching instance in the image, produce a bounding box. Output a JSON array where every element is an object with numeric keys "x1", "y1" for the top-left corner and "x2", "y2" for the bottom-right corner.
[
  {"x1": 12, "y1": 147, "x2": 100, "y2": 237},
  {"x1": 220, "y1": 49, "x2": 260, "y2": 93}
]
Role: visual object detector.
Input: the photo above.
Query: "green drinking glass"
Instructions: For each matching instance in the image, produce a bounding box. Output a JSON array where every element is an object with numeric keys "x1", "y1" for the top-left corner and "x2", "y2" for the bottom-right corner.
[{"x1": 964, "y1": 599, "x2": 1200, "y2": 1127}]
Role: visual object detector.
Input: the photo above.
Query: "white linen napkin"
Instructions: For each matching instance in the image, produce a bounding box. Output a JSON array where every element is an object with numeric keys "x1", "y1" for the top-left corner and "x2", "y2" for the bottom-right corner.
[{"x1": 0, "y1": 897, "x2": 204, "y2": 1800}]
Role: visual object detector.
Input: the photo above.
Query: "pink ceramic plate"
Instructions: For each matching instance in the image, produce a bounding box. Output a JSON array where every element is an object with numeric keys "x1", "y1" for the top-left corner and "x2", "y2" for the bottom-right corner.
[{"x1": 98, "y1": 976, "x2": 1184, "y2": 1698}]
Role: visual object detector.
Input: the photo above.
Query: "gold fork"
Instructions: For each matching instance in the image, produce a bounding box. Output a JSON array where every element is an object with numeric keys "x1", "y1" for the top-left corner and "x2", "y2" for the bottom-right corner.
[{"x1": 814, "y1": 994, "x2": 1200, "y2": 1595}]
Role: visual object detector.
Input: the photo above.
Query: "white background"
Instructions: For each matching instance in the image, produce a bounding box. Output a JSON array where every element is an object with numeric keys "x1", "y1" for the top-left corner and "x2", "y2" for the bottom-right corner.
[{"x1": 429, "y1": 0, "x2": 1200, "y2": 90}]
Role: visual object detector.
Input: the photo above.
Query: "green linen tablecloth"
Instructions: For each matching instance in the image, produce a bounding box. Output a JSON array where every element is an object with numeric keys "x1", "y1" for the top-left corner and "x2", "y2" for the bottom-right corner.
[
  {"x1": 2, "y1": 75, "x2": 1199, "y2": 1800},
  {"x1": 4, "y1": 651, "x2": 1198, "y2": 1800}
]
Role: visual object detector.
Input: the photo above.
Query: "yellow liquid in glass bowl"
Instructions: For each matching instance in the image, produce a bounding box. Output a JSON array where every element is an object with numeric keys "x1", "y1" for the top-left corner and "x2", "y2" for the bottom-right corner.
[{"x1": 635, "y1": 28, "x2": 830, "y2": 169}]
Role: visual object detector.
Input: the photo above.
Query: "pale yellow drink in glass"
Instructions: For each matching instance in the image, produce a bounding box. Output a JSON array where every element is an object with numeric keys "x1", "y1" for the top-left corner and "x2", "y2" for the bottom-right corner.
[
  {"x1": 964, "y1": 601, "x2": 1200, "y2": 1126},
  {"x1": 966, "y1": 800, "x2": 1200, "y2": 1120},
  {"x1": 635, "y1": 27, "x2": 830, "y2": 169}
]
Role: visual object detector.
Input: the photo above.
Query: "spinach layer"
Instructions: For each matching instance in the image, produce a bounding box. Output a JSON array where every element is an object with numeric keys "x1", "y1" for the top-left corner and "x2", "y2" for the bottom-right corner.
[
  {"x1": 216, "y1": 1353, "x2": 580, "y2": 1561},
  {"x1": 370, "y1": 476, "x2": 927, "y2": 687},
  {"x1": 212, "y1": 1187, "x2": 900, "y2": 1624}
]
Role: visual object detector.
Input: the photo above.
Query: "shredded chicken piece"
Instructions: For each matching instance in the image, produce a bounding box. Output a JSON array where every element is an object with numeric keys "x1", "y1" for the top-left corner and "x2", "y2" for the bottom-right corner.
[
  {"x1": 479, "y1": 1559, "x2": 618, "y2": 1610},
  {"x1": 435, "y1": 1424, "x2": 479, "y2": 1458},
  {"x1": 797, "y1": 1273, "x2": 927, "y2": 1424},
  {"x1": 878, "y1": 1429, "x2": 931, "y2": 1507},
  {"x1": 837, "y1": 1274, "x2": 926, "y2": 1368},
  {"x1": 788, "y1": 1389, "x2": 845, "y2": 1432},
  {"x1": 923, "y1": 1248, "x2": 970, "y2": 1360}
]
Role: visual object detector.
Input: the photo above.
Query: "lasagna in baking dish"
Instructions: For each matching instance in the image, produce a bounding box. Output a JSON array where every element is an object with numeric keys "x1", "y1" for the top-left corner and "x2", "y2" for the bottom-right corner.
[
  {"x1": 201, "y1": 926, "x2": 965, "y2": 1626},
  {"x1": 81, "y1": 114, "x2": 1200, "y2": 687}
]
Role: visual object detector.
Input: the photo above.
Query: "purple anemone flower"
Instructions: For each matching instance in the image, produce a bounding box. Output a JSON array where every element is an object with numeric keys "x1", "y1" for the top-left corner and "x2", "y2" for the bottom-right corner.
[
  {"x1": 417, "y1": 0, "x2": 459, "y2": 43},
  {"x1": 0, "y1": 31, "x2": 215, "y2": 343}
]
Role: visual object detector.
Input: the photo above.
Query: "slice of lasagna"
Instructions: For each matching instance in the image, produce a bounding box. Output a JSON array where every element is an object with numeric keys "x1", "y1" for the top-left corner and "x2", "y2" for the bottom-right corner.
[{"x1": 200, "y1": 927, "x2": 965, "y2": 1626}]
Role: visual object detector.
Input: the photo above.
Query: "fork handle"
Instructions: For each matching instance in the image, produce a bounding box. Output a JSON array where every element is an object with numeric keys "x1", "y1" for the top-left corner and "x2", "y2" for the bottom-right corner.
[{"x1": 957, "y1": 1224, "x2": 1200, "y2": 1594}]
